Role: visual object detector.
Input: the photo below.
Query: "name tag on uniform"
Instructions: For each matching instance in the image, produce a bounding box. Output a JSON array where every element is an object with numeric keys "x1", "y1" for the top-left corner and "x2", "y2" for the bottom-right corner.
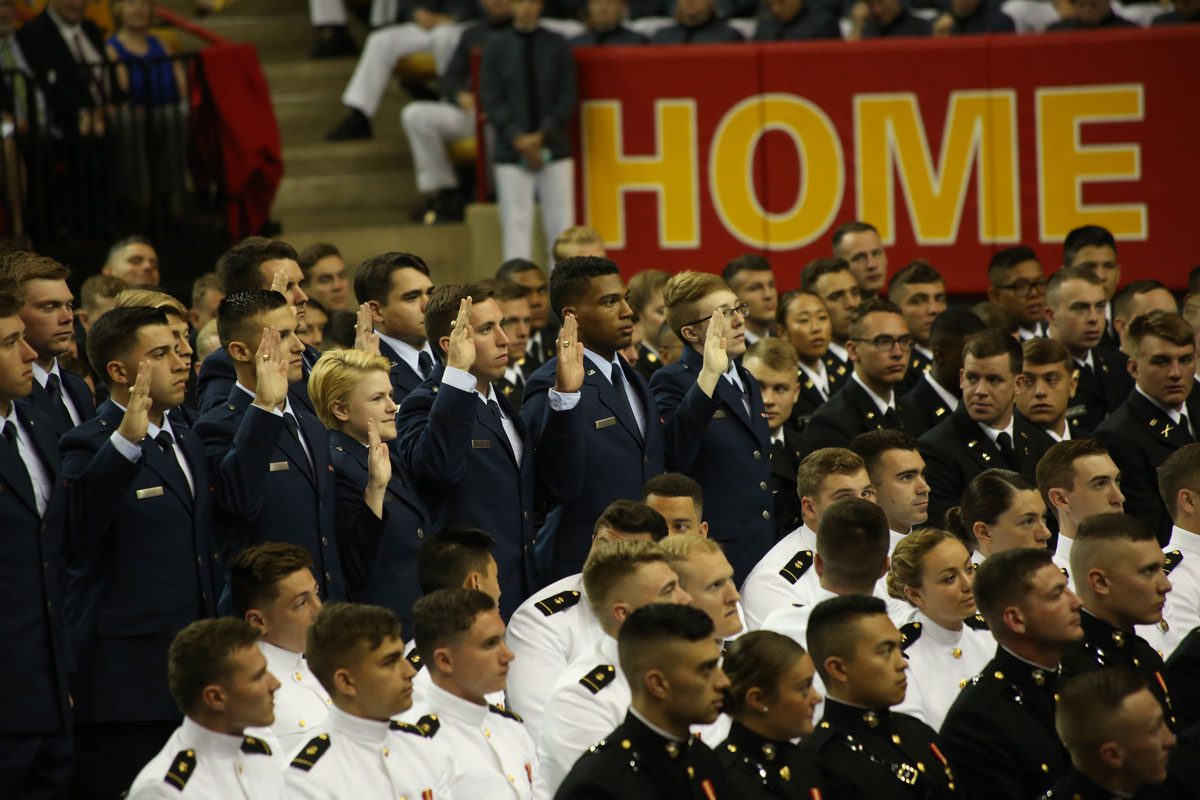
[
  {"x1": 713, "y1": 410, "x2": 728, "y2": 419},
  {"x1": 594, "y1": 416, "x2": 617, "y2": 430},
  {"x1": 1065, "y1": 405, "x2": 1087, "y2": 420},
  {"x1": 471, "y1": 439, "x2": 491, "y2": 449},
  {"x1": 136, "y1": 486, "x2": 164, "y2": 500},
  {"x1": 269, "y1": 461, "x2": 290, "y2": 472}
]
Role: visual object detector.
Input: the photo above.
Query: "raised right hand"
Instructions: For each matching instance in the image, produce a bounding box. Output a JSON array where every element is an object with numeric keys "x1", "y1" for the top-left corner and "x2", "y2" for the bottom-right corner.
[
  {"x1": 445, "y1": 297, "x2": 476, "y2": 372},
  {"x1": 116, "y1": 363, "x2": 153, "y2": 443},
  {"x1": 252, "y1": 326, "x2": 290, "y2": 411}
]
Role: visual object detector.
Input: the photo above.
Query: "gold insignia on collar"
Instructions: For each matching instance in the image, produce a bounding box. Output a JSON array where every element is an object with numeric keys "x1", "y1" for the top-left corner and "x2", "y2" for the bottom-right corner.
[
  {"x1": 665, "y1": 742, "x2": 680, "y2": 759},
  {"x1": 1032, "y1": 670, "x2": 1046, "y2": 686},
  {"x1": 1163, "y1": 424, "x2": 1174, "y2": 437},
  {"x1": 981, "y1": 453, "x2": 991, "y2": 462},
  {"x1": 935, "y1": 407, "x2": 945, "y2": 416},
  {"x1": 952, "y1": 647, "x2": 962, "y2": 659},
  {"x1": 1160, "y1": 619, "x2": 1170, "y2": 633},
  {"x1": 863, "y1": 711, "x2": 879, "y2": 728},
  {"x1": 866, "y1": 411, "x2": 876, "y2": 420},
  {"x1": 967, "y1": 440, "x2": 978, "y2": 448},
  {"x1": 1112, "y1": 630, "x2": 1126, "y2": 648},
  {"x1": 762, "y1": 743, "x2": 776, "y2": 762},
  {"x1": 779, "y1": 766, "x2": 791, "y2": 781},
  {"x1": 836, "y1": 365, "x2": 846, "y2": 375}
]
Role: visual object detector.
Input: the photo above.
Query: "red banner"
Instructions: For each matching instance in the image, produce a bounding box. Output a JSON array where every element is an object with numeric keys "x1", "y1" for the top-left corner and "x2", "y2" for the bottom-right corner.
[{"x1": 572, "y1": 28, "x2": 1200, "y2": 293}]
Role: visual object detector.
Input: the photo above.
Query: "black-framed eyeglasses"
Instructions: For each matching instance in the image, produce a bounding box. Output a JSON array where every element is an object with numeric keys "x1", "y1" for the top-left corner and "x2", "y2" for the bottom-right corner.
[
  {"x1": 851, "y1": 334, "x2": 915, "y2": 352},
  {"x1": 682, "y1": 301, "x2": 750, "y2": 328},
  {"x1": 994, "y1": 278, "x2": 1048, "y2": 297}
]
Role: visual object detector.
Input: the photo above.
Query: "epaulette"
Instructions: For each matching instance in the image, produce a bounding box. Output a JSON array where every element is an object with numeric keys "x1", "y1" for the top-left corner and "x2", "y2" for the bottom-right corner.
[
  {"x1": 535, "y1": 589, "x2": 582, "y2": 617},
  {"x1": 778, "y1": 551, "x2": 813, "y2": 584},
  {"x1": 390, "y1": 720, "x2": 427, "y2": 737},
  {"x1": 801, "y1": 720, "x2": 837, "y2": 750},
  {"x1": 406, "y1": 650, "x2": 424, "y2": 672},
  {"x1": 240, "y1": 735, "x2": 272, "y2": 756},
  {"x1": 899, "y1": 621, "x2": 922, "y2": 651},
  {"x1": 290, "y1": 734, "x2": 332, "y2": 771},
  {"x1": 964, "y1": 613, "x2": 989, "y2": 631},
  {"x1": 163, "y1": 749, "x2": 196, "y2": 792},
  {"x1": 488, "y1": 703, "x2": 524, "y2": 723},
  {"x1": 1165, "y1": 550, "x2": 1183, "y2": 575},
  {"x1": 579, "y1": 664, "x2": 617, "y2": 694},
  {"x1": 415, "y1": 714, "x2": 441, "y2": 737}
]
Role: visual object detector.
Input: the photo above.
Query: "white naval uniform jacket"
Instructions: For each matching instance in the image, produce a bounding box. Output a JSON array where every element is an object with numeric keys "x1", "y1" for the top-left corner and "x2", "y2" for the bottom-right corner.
[
  {"x1": 249, "y1": 641, "x2": 332, "y2": 753},
  {"x1": 739, "y1": 525, "x2": 819, "y2": 630},
  {"x1": 891, "y1": 609, "x2": 994, "y2": 731},
  {"x1": 126, "y1": 717, "x2": 283, "y2": 799}
]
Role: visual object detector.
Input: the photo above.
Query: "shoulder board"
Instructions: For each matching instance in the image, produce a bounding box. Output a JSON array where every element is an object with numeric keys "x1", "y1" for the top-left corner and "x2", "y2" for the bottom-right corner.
[
  {"x1": 899, "y1": 621, "x2": 922, "y2": 651},
  {"x1": 579, "y1": 664, "x2": 618, "y2": 694},
  {"x1": 802, "y1": 720, "x2": 838, "y2": 749},
  {"x1": 488, "y1": 703, "x2": 524, "y2": 723},
  {"x1": 535, "y1": 589, "x2": 582, "y2": 617},
  {"x1": 964, "y1": 613, "x2": 989, "y2": 631},
  {"x1": 389, "y1": 720, "x2": 427, "y2": 737},
  {"x1": 240, "y1": 735, "x2": 272, "y2": 756},
  {"x1": 405, "y1": 650, "x2": 424, "y2": 672},
  {"x1": 289, "y1": 734, "x2": 332, "y2": 772},
  {"x1": 415, "y1": 714, "x2": 441, "y2": 737},
  {"x1": 1165, "y1": 550, "x2": 1183, "y2": 575},
  {"x1": 163, "y1": 749, "x2": 196, "y2": 792},
  {"x1": 778, "y1": 550, "x2": 814, "y2": 584}
]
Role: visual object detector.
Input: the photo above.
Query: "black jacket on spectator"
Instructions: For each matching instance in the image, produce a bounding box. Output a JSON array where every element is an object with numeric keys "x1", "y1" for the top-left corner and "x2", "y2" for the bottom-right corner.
[
  {"x1": 899, "y1": 374, "x2": 955, "y2": 437},
  {"x1": 949, "y1": 0, "x2": 1015, "y2": 33},
  {"x1": 439, "y1": 16, "x2": 511, "y2": 101},
  {"x1": 570, "y1": 26, "x2": 650, "y2": 46},
  {"x1": 1153, "y1": 8, "x2": 1200, "y2": 24},
  {"x1": 17, "y1": 10, "x2": 107, "y2": 134},
  {"x1": 651, "y1": 15, "x2": 746, "y2": 43},
  {"x1": 480, "y1": 25, "x2": 577, "y2": 165},
  {"x1": 1048, "y1": 10, "x2": 1137, "y2": 30},
  {"x1": 22, "y1": 367, "x2": 95, "y2": 441},
  {"x1": 1069, "y1": 347, "x2": 1133, "y2": 432},
  {"x1": 862, "y1": 7, "x2": 933, "y2": 36},
  {"x1": 753, "y1": 4, "x2": 842, "y2": 39}
]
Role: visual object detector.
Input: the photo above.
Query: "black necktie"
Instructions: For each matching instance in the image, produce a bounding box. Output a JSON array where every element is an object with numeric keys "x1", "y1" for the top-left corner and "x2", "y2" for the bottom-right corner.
[
  {"x1": 417, "y1": 351, "x2": 433, "y2": 380},
  {"x1": 1180, "y1": 414, "x2": 1194, "y2": 442},
  {"x1": 282, "y1": 413, "x2": 312, "y2": 472},
  {"x1": 487, "y1": 399, "x2": 503, "y2": 422},
  {"x1": 610, "y1": 362, "x2": 641, "y2": 438},
  {"x1": 1, "y1": 421, "x2": 37, "y2": 507},
  {"x1": 44, "y1": 373, "x2": 73, "y2": 429},
  {"x1": 1, "y1": 421, "x2": 16, "y2": 449},
  {"x1": 883, "y1": 407, "x2": 900, "y2": 429},
  {"x1": 996, "y1": 431, "x2": 1018, "y2": 470},
  {"x1": 152, "y1": 430, "x2": 192, "y2": 497}
]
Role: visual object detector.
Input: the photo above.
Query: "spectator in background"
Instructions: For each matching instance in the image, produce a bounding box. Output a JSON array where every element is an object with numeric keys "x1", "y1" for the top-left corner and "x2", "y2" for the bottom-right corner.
[
  {"x1": 800, "y1": 257, "x2": 861, "y2": 378},
  {"x1": 194, "y1": 319, "x2": 220, "y2": 374},
  {"x1": 777, "y1": 289, "x2": 840, "y2": 427},
  {"x1": 851, "y1": 0, "x2": 932, "y2": 38},
  {"x1": 743, "y1": 338, "x2": 805, "y2": 535},
  {"x1": 0, "y1": 0, "x2": 34, "y2": 127},
  {"x1": 101, "y1": 235, "x2": 160, "y2": 287},
  {"x1": 657, "y1": 321, "x2": 683, "y2": 367},
  {"x1": 986, "y1": 246, "x2": 1047, "y2": 340},
  {"x1": 652, "y1": 0, "x2": 745, "y2": 42},
  {"x1": 189, "y1": 272, "x2": 224, "y2": 333},
  {"x1": 480, "y1": 0, "x2": 577, "y2": 262},
  {"x1": 887, "y1": 259, "x2": 946, "y2": 395},
  {"x1": 629, "y1": 269, "x2": 669, "y2": 381},
  {"x1": 723, "y1": 253, "x2": 778, "y2": 347},
  {"x1": 1049, "y1": 0, "x2": 1137, "y2": 28},
  {"x1": 753, "y1": 0, "x2": 841, "y2": 39},
  {"x1": 322, "y1": 311, "x2": 358, "y2": 350},
  {"x1": 1113, "y1": 280, "x2": 1178, "y2": 356},
  {"x1": 300, "y1": 298, "x2": 329, "y2": 349},
  {"x1": 17, "y1": 0, "x2": 109, "y2": 138},
  {"x1": 308, "y1": 0, "x2": 394, "y2": 57},
  {"x1": 493, "y1": 280, "x2": 534, "y2": 401},
  {"x1": 496, "y1": 259, "x2": 557, "y2": 372},
  {"x1": 105, "y1": 0, "x2": 185, "y2": 106},
  {"x1": 932, "y1": 0, "x2": 1015, "y2": 34},
  {"x1": 298, "y1": 242, "x2": 351, "y2": 312},
  {"x1": 1154, "y1": 0, "x2": 1200, "y2": 24},
  {"x1": 571, "y1": 0, "x2": 649, "y2": 44},
  {"x1": 832, "y1": 221, "x2": 889, "y2": 299},
  {"x1": 76, "y1": 274, "x2": 126, "y2": 334},
  {"x1": 553, "y1": 225, "x2": 606, "y2": 262},
  {"x1": 901, "y1": 308, "x2": 985, "y2": 437},
  {"x1": 401, "y1": 0, "x2": 514, "y2": 226},
  {"x1": 1064, "y1": 224, "x2": 1123, "y2": 350}
]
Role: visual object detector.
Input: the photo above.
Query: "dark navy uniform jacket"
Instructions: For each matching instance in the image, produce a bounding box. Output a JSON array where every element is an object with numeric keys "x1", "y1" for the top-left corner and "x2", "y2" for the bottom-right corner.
[
  {"x1": 61, "y1": 400, "x2": 219, "y2": 723},
  {"x1": 195, "y1": 386, "x2": 344, "y2": 600},
  {"x1": 799, "y1": 376, "x2": 926, "y2": 453},
  {"x1": 0, "y1": 404, "x2": 73, "y2": 734},
  {"x1": 396, "y1": 366, "x2": 536, "y2": 617},
  {"x1": 196, "y1": 344, "x2": 321, "y2": 415},
  {"x1": 651, "y1": 345, "x2": 775, "y2": 583},
  {"x1": 23, "y1": 366, "x2": 95, "y2": 439}
]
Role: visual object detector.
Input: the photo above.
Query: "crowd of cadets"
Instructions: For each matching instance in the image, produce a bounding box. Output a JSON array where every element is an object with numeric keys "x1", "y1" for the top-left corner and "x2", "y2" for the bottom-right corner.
[{"x1": 3, "y1": 220, "x2": 1200, "y2": 799}]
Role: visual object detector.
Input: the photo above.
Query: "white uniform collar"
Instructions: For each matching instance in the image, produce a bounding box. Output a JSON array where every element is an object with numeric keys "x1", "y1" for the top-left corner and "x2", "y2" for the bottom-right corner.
[
  {"x1": 328, "y1": 705, "x2": 390, "y2": 745},
  {"x1": 851, "y1": 371, "x2": 895, "y2": 414},
  {"x1": 180, "y1": 715, "x2": 246, "y2": 758},
  {"x1": 425, "y1": 679, "x2": 490, "y2": 725},
  {"x1": 913, "y1": 609, "x2": 967, "y2": 643},
  {"x1": 377, "y1": 331, "x2": 432, "y2": 376},
  {"x1": 260, "y1": 640, "x2": 305, "y2": 671},
  {"x1": 1167, "y1": 525, "x2": 1200, "y2": 555}
]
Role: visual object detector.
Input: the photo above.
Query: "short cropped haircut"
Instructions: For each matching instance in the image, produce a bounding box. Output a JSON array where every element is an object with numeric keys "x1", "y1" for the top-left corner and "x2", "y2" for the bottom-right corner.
[
  {"x1": 987, "y1": 246, "x2": 1039, "y2": 288},
  {"x1": 411, "y1": 588, "x2": 495, "y2": 660},
  {"x1": 945, "y1": 469, "x2": 1035, "y2": 549},
  {"x1": 722, "y1": 630, "x2": 806, "y2": 715},
  {"x1": 1036, "y1": 439, "x2": 1113, "y2": 513},
  {"x1": 800, "y1": 257, "x2": 851, "y2": 293},
  {"x1": 85, "y1": 306, "x2": 170, "y2": 387},
  {"x1": 816, "y1": 498, "x2": 890, "y2": 590},
  {"x1": 831, "y1": 221, "x2": 878, "y2": 254},
  {"x1": 594, "y1": 499, "x2": 669, "y2": 541},
  {"x1": 886, "y1": 528, "x2": 961, "y2": 601},
  {"x1": 298, "y1": 243, "x2": 341, "y2": 275},
  {"x1": 628, "y1": 269, "x2": 669, "y2": 315},
  {"x1": 307, "y1": 603, "x2": 404, "y2": 694},
  {"x1": 105, "y1": 235, "x2": 154, "y2": 266},
  {"x1": 495, "y1": 258, "x2": 542, "y2": 283},
  {"x1": 416, "y1": 527, "x2": 496, "y2": 595},
  {"x1": 1128, "y1": 311, "x2": 1194, "y2": 358},
  {"x1": 796, "y1": 448, "x2": 865, "y2": 501},
  {"x1": 1063, "y1": 225, "x2": 1117, "y2": 265},
  {"x1": 307, "y1": 348, "x2": 393, "y2": 429},
  {"x1": 167, "y1": 618, "x2": 261, "y2": 715},
  {"x1": 929, "y1": 307, "x2": 986, "y2": 353},
  {"x1": 617, "y1": 603, "x2": 714, "y2": 686},
  {"x1": 550, "y1": 256, "x2": 620, "y2": 317},
  {"x1": 1159, "y1": 444, "x2": 1200, "y2": 517},
  {"x1": 424, "y1": 283, "x2": 493, "y2": 356},
  {"x1": 552, "y1": 225, "x2": 604, "y2": 262},
  {"x1": 353, "y1": 252, "x2": 430, "y2": 306},
  {"x1": 0, "y1": 279, "x2": 20, "y2": 318},
  {"x1": 642, "y1": 473, "x2": 704, "y2": 518},
  {"x1": 848, "y1": 298, "x2": 904, "y2": 339},
  {"x1": 228, "y1": 542, "x2": 314, "y2": 617},
  {"x1": 1022, "y1": 337, "x2": 1071, "y2": 373},
  {"x1": 216, "y1": 236, "x2": 298, "y2": 295},
  {"x1": 216, "y1": 290, "x2": 288, "y2": 350},
  {"x1": 972, "y1": 546, "x2": 1056, "y2": 625},
  {"x1": 722, "y1": 253, "x2": 773, "y2": 283},
  {"x1": 191, "y1": 272, "x2": 222, "y2": 307},
  {"x1": 743, "y1": 337, "x2": 800, "y2": 375},
  {"x1": 114, "y1": 288, "x2": 187, "y2": 319},
  {"x1": 80, "y1": 274, "x2": 128, "y2": 312},
  {"x1": 850, "y1": 430, "x2": 920, "y2": 484},
  {"x1": 962, "y1": 328, "x2": 1023, "y2": 375},
  {"x1": 1057, "y1": 669, "x2": 1149, "y2": 755},
  {"x1": 582, "y1": 540, "x2": 669, "y2": 623},
  {"x1": 0, "y1": 249, "x2": 70, "y2": 289},
  {"x1": 657, "y1": 535, "x2": 726, "y2": 586},
  {"x1": 1070, "y1": 513, "x2": 1158, "y2": 580},
  {"x1": 806, "y1": 594, "x2": 888, "y2": 682},
  {"x1": 887, "y1": 260, "x2": 943, "y2": 298},
  {"x1": 493, "y1": 280, "x2": 532, "y2": 303},
  {"x1": 972, "y1": 302, "x2": 1019, "y2": 337},
  {"x1": 1113, "y1": 280, "x2": 1174, "y2": 322},
  {"x1": 663, "y1": 271, "x2": 730, "y2": 339},
  {"x1": 1045, "y1": 265, "x2": 1104, "y2": 307}
]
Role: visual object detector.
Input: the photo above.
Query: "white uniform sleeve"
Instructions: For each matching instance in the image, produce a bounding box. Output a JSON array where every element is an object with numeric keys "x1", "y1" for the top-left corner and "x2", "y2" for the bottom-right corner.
[
  {"x1": 537, "y1": 684, "x2": 622, "y2": 796},
  {"x1": 505, "y1": 608, "x2": 568, "y2": 738}
]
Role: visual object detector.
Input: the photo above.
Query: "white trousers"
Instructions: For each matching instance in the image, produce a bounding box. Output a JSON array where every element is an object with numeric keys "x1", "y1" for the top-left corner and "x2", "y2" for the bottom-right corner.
[
  {"x1": 341, "y1": 22, "x2": 466, "y2": 116},
  {"x1": 494, "y1": 159, "x2": 575, "y2": 263},
  {"x1": 401, "y1": 101, "x2": 475, "y2": 192},
  {"x1": 309, "y1": 0, "x2": 397, "y2": 28}
]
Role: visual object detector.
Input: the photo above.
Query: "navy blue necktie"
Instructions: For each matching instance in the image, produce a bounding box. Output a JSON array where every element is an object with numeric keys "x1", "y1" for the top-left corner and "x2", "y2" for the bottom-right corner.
[{"x1": 45, "y1": 373, "x2": 73, "y2": 429}]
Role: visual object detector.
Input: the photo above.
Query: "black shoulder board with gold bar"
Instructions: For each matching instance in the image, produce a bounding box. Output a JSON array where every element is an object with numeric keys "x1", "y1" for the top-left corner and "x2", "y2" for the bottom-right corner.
[
  {"x1": 241, "y1": 735, "x2": 272, "y2": 756},
  {"x1": 416, "y1": 714, "x2": 441, "y2": 737},
  {"x1": 489, "y1": 703, "x2": 524, "y2": 722},
  {"x1": 778, "y1": 551, "x2": 813, "y2": 584},
  {"x1": 1165, "y1": 550, "x2": 1183, "y2": 575},
  {"x1": 579, "y1": 664, "x2": 617, "y2": 694},
  {"x1": 390, "y1": 720, "x2": 427, "y2": 737},
  {"x1": 536, "y1": 590, "x2": 582, "y2": 617},
  {"x1": 964, "y1": 613, "x2": 989, "y2": 631},
  {"x1": 899, "y1": 621, "x2": 922, "y2": 651},
  {"x1": 290, "y1": 734, "x2": 331, "y2": 771},
  {"x1": 406, "y1": 650, "x2": 424, "y2": 672},
  {"x1": 163, "y1": 749, "x2": 196, "y2": 792}
]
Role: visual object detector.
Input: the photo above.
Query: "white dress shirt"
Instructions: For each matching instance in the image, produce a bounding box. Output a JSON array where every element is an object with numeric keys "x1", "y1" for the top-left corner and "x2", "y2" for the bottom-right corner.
[
  {"x1": 1, "y1": 406, "x2": 52, "y2": 516},
  {"x1": 891, "y1": 610, "x2": 993, "y2": 731},
  {"x1": 236, "y1": 382, "x2": 314, "y2": 467},
  {"x1": 126, "y1": 717, "x2": 283, "y2": 800},
  {"x1": 109, "y1": 404, "x2": 195, "y2": 496},
  {"x1": 1136, "y1": 386, "x2": 1195, "y2": 439},
  {"x1": 924, "y1": 372, "x2": 959, "y2": 412},
  {"x1": 799, "y1": 359, "x2": 830, "y2": 400},
  {"x1": 827, "y1": 342, "x2": 849, "y2": 364},
  {"x1": 739, "y1": 525, "x2": 819, "y2": 630},
  {"x1": 376, "y1": 330, "x2": 434, "y2": 379},
  {"x1": 583, "y1": 348, "x2": 646, "y2": 436},
  {"x1": 852, "y1": 372, "x2": 896, "y2": 416}
]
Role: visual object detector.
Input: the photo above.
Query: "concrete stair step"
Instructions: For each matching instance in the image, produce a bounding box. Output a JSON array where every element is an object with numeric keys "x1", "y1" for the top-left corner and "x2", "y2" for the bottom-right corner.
[
  {"x1": 284, "y1": 138, "x2": 411, "y2": 178},
  {"x1": 263, "y1": 57, "x2": 357, "y2": 94},
  {"x1": 201, "y1": 12, "x2": 313, "y2": 54},
  {"x1": 273, "y1": 169, "x2": 420, "y2": 215},
  {"x1": 284, "y1": 220, "x2": 479, "y2": 282},
  {"x1": 272, "y1": 89, "x2": 407, "y2": 146}
]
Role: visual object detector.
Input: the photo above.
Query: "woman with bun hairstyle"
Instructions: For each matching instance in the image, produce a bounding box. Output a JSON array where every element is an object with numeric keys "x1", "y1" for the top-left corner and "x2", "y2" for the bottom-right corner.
[
  {"x1": 945, "y1": 468, "x2": 1050, "y2": 563},
  {"x1": 887, "y1": 529, "x2": 993, "y2": 730},
  {"x1": 717, "y1": 631, "x2": 823, "y2": 798}
]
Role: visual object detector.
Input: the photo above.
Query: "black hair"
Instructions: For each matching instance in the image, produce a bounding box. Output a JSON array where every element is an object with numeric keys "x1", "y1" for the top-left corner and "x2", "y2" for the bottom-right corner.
[
  {"x1": 416, "y1": 527, "x2": 497, "y2": 595},
  {"x1": 549, "y1": 256, "x2": 620, "y2": 318},
  {"x1": 353, "y1": 252, "x2": 430, "y2": 306},
  {"x1": 215, "y1": 290, "x2": 288, "y2": 350},
  {"x1": 85, "y1": 305, "x2": 171, "y2": 387}
]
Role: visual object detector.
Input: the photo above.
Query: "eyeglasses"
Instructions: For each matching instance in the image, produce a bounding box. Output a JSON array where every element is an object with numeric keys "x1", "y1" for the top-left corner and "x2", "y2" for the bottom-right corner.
[
  {"x1": 682, "y1": 301, "x2": 750, "y2": 328},
  {"x1": 851, "y1": 334, "x2": 915, "y2": 352},
  {"x1": 994, "y1": 278, "x2": 1048, "y2": 297}
]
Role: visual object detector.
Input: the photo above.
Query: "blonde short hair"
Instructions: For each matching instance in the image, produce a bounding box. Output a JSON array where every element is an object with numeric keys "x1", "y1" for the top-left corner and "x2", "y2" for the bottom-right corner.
[
  {"x1": 115, "y1": 288, "x2": 187, "y2": 319},
  {"x1": 307, "y1": 348, "x2": 393, "y2": 430},
  {"x1": 582, "y1": 540, "x2": 668, "y2": 630},
  {"x1": 195, "y1": 319, "x2": 221, "y2": 364},
  {"x1": 552, "y1": 226, "x2": 605, "y2": 262},
  {"x1": 663, "y1": 271, "x2": 730, "y2": 339},
  {"x1": 656, "y1": 535, "x2": 725, "y2": 588}
]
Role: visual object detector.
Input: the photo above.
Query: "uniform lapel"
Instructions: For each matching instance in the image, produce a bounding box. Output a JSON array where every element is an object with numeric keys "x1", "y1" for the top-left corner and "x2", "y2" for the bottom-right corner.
[
  {"x1": 0, "y1": 427, "x2": 38, "y2": 514},
  {"x1": 585, "y1": 360, "x2": 642, "y2": 444},
  {"x1": 475, "y1": 394, "x2": 519, "y2": 467},
  {"x1": 954, "y1": 408, "x2": 1002, "y2": 471},
  {"x1": 276, "y1": 416, "x2": 316, "y2": 485},
  {"x1": 140, "y1": 431, "x2": 194, "y2": 507}
]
